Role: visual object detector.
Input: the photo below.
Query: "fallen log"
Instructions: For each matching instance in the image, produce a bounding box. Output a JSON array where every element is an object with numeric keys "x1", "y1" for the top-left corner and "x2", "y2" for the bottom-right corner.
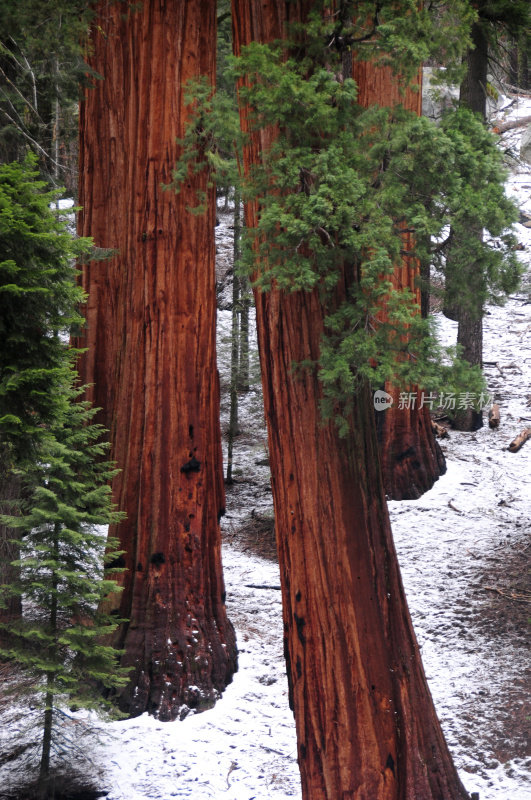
[
  {"x1": 431, "y1": 420, "x2": 449, "y2": 439},
  {"x1": 488, "y1": 404, "x2": 500, "y2": 429},
  {"x1": 244, "y1": 583, "x2": 282, "y2": 590},
  {"x1": 508, "y1": 427, "x2": 531, "y2": 452},
  {"x1": 491, "y1": 114, "x2": 531, "y2": 134},
  {"x1": 499, "y1": 84, "x2": 531, "y2": 97}
]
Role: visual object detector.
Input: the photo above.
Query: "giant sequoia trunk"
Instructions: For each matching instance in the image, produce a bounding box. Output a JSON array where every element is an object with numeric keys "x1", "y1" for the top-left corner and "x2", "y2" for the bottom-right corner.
[
  {"x1": 75, "y1": 0, "x2": 237, "y2": 720},
  {"x1": 233, "y1": 2, "x2": 470, "y2": 798},
  {"x1": 353, "y1": 62, "x2": 446, "y2": 499}
]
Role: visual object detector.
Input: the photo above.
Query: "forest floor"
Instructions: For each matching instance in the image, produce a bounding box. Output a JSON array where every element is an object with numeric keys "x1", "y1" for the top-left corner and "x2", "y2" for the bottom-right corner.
[{"x1": 1, "y1": 98, "x2": 530, "y2": 800}]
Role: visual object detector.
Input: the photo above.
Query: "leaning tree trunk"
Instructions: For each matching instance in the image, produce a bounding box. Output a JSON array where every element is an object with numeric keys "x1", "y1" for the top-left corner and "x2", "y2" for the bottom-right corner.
[
  {"x1": 352, "y1": 61, "x2": 445, "y2": 499},
  {"x1": 75, "y1": 0, "x2": 237, "y2": 720},
  {"x1": 233, "y1": 2, "x2": 470, "y2": 798}
]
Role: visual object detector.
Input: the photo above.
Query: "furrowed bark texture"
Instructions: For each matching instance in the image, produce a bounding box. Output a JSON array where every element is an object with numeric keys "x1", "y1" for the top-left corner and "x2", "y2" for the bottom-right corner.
[
  {"x1": 353, "y1": 62, "x2": 446, "y2": 500},
  {"x1": 233, "y1": 3, "x2": 470, "y2": 798},
  {"x1": 76, "y1": 0, "x2": 236, "y2": 720}
]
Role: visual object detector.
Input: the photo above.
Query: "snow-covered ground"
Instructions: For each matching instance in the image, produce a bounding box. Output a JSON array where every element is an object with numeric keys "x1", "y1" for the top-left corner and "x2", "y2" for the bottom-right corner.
[{"x1": 1, "y1": 98, "x2": 530, "y2": 800}]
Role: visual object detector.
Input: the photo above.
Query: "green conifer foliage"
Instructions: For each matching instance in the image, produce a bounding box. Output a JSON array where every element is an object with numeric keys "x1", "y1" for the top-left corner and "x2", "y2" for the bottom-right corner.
[
  {"x1": 230, "y1": 40, "x2": 519, "y2": 428},
  {"x1": 175, "y1": 4, "x2": 519, "y2": 434},
  {"x1": 0, "y1": 0, "x2": 93, "y2": 186},
  {"x1": 0, "y1": 377, "x2": 129, "y2": 792},
  {"x1": 0, "y1": 154, "x2": 127, "y2": 794},
  {"x1": 0, "y1": 154, "x2": 87, "y2": 463},
  {"x1": 440, "y1": 0, "x2": 530, "y2": 428},
  {"x1": 0, "y1": 153, "x2": 91, "y2": 634},
  {"x1": 437, "y1": 108, "x2": 520, "y2": 314}
]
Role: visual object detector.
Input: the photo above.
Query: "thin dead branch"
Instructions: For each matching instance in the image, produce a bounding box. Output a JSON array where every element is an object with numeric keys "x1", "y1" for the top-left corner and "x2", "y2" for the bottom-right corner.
[{"x1": 484, "y1": 586, "x2": 531, "y2": 604}]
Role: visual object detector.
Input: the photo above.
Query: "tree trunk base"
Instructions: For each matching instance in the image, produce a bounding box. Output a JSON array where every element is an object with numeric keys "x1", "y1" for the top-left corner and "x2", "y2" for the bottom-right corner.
[{"x1": 452, "y1": 407, "x2": 484, "y2": 432}]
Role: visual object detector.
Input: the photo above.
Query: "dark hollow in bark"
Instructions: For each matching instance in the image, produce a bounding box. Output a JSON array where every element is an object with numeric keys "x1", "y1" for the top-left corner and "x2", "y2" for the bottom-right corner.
[{"x1": 75, "y1": 0, "x2": 237, "y2": 720}]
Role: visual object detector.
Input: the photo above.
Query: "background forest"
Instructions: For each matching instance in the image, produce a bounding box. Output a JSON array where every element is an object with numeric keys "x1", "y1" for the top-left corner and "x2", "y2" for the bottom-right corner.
[{"x1": 0, "y1": 2, "x2": 530, "y2": 799}]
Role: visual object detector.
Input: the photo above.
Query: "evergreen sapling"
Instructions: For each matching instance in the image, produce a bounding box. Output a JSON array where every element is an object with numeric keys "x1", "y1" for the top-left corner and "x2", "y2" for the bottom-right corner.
[{"x1": 0, "y1": 377, "x2": 129, "y2": 796}]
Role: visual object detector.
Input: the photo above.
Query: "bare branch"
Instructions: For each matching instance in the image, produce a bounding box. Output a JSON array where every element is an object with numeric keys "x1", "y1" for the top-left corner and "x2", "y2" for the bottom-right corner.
[
  {"x1": 0, "y1": 68, "x2": 40, "y2": 119},
  {"x1": 430, "y1": 234, "x2": 452, "y2": 254},
  {"x1": 0, "y1": 109, "x2": 67, "y2": 172}
]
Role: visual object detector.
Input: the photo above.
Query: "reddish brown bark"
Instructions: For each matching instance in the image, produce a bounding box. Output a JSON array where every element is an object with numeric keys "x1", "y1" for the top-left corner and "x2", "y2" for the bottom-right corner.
[
  {"x1": 75, "y1": 0, "x2": 236, "y2": 720},
  {"x1": 353, "y1": 62, "x2": 446, "y2": 500},
  {"x1": 233, "y1": 3, "x2": 470, "y2": 798}
]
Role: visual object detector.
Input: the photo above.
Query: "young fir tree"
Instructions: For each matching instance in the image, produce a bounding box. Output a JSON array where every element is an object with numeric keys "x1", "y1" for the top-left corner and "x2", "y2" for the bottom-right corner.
[
  {"x1": 0, "y1": 156, "x2": 87, "y2": 449},
  {"x1": 0, "y1": 154, "x2": 88, "y2": 629},
  {"x1": 0, "y1": 154, "x2": 128, "y2": 796},
  {"x1": 0, "y1": 376, "x2": 129, "y2": 797}
]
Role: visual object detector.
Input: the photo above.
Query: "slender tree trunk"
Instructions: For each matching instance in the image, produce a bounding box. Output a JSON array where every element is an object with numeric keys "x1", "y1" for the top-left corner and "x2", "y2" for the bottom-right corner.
[
  {"x1": 226, "y1": 190, "x2": 241, "y2": 484},
  {"x1": 447, "y1": 20, "x2": 488, "y2": 431},
  {"x1": 38, "y1": 681, "x2": 54, "y2": 798},
  {"x1": 509, "y1": 40, "x2": 519, "y2": 88},
  {"x1": 52, "y1": 56, "x2": 60, "y2": 185},
  {"x1": 76, "y1": 0, "x2": 237, "y2": 720},
  {"x1": 460, "y1": 21, "x2": 489, "y2": 117},
  {"x1": 235, "y1": 196, "x2": 251, "y2": 394},
  {"x1": 0, "y1": 461, "x2": 22, "y2": 634},
  {"x1": 453, "y1": 308, "x2": 483, "y2": 430},
  {"x1": 38, "y1": 523, "x2": 59, "y2": 798},
  {"x1": 352, "y1": 62, "x2": 445, "y2": 499},
  {"x1": 233, "y1": 2, "x2": 470, "y2": 798},
  {"x1": 238, "y1": 276, "x2": 251, "y2": 393}
]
